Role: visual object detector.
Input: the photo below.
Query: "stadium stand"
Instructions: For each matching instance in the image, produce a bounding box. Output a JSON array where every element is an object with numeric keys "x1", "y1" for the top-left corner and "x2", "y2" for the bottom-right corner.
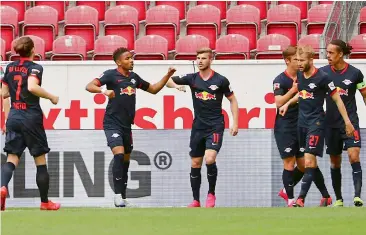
[
  {"x1": 51, "y1": 35, "x2": 87, "y2": 61},
  {"x1": 9, "y1": 35, "x2": 45, "y2": 61},
  {"x1": 214, "y1": 34, "x2": 249, "y2": 60},
  {"x1": 0, "y1": 6, "x2": 18, "y2": 52},
  {"x1": 133, "y1": 35, "x2": 168, "y2": 60},
  {"x1": 93, "y1": 35, "x2": 128, "y2": 60},
  {"x1": 174, "y1": 35, "x2": 210, "y2": 60}
]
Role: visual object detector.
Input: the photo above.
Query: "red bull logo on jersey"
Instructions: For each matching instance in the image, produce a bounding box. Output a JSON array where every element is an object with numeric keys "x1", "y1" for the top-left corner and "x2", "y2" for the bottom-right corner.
[
  {"x1": 336, "y1": 87, "x2": 348, "y2": 96},
  {"x1": 298, "y1": 90, "x2": 314, "y2": 99},
  {"x1": 120, "y1": 86, "x2": 136, "y2": 96},
  {"x1": 195, "y1": 91, "x2": 216, "y2": 101}
]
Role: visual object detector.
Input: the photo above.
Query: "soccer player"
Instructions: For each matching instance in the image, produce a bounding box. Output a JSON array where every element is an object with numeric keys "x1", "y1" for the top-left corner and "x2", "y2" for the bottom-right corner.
[
  {"x1": 280, "y1": 45, "x2": 354, "y2": 207},
  {"x1": 166, "y1": 48, "x2": 239, "y2": 208},
  {"x1": 321, "y1": 40, "x2": 366, "y2": 207},
  {"x1": 1, "y1": 66, "x2": 10, "y2": 134},
  {"x1": 273, "y1": 46, "x2": 305, "y2": 207},
  {"x1": 85, "y1": 47, "x2": 177, "y2": 207},
  {"x1": 0, "y1": 36, "x2": 60, "y2": 211}
]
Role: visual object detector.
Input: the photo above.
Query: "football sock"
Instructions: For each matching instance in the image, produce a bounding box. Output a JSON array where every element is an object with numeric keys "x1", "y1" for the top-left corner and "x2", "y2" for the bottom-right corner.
[
  {"x1": 36, "y1": 165, "x2": 49, "y2": 203},
  {"x1": 190, "y1": 167, "x2": 201, "y2": 201},
  {"x1": 314, "y1": 167, "x2": 330, "y2": 198},
  {"x1": 207, "y1": 163, "x2": 218, "y2": 195},
  {"x1": 121, "y1": 160, "x2": 130, "y2": 199},
  {"x1": 299, "y1": 167, "x2": 316, "y2": 199},
  {"x1": 1, "y1": 162, "x2": 15, "y2": 188},
  {"x1": 112, "y1": 154, "x2": 124, "y2": 194},
  {"x1": 331, "y1": 167, "x2": 343, "y2": 200},
  {"x1": 351, "y1": 162, "x2": 362, "y2": 198},
  {"x1": 283, "y1": 169, "x2": 295, "y2": 199}
]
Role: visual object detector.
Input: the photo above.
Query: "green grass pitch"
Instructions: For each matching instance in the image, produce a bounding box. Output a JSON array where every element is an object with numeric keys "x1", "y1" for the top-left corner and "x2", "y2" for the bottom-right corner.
[{"x1": 2, "y1": 208, "x2": 366, "y2": 235}]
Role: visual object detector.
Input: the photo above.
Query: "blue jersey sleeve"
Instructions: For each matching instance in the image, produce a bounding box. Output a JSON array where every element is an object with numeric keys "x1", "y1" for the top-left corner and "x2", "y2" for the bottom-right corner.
[
  {"x1": 222, "y1": 77, "x2": 233, "y2": 97},
  {"x1": 95, "y1": 71, "x2": 112, "y2": 86},
  {"x1": 273, "y1": 76, "x2": 286, "y2": 96},
  {"x1": 171, "y1": 74, "x2": 193, "y2": 86},
  {"x1": 135, "y1": 74, "x2": 150, "y2": 91},
  {"x1": 28, "y1": 64, "x2": 43, "y2": 84}
]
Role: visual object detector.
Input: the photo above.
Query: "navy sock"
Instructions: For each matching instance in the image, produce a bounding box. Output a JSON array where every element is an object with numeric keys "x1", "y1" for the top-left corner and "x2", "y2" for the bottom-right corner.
[
  {"x1": 121, "y1": 160, "x2": 130, "y2": 199},
  {"x1": 351, "y1": 162, "x2": 362, "y2": 197},
  {"x1": 283, "y1": 169, "x2": 295, "y2": 199},
  {"x1": 36, "y1": 165, "x2": 49, "y2": 203},
  {"x1": 313, "y1": 167, "x2": 330, "y2": 198},
  {"x1": 299, "y1": 167, "x2": 316, "y2": 199},
  {"x1": 1, "y1": 162, "x2": 15, "y2": 188},
  {"x1": 112, "y1": 154, "x2": 124, "y2": 194},
  {"x1": 190, "y1": 168, "x2": 201, "y2": 201},
  {"x1": 207, "y1": 163, "x2": 218, "y2": 195},
  {"x1": 293, "y1": 167, "x2": 304, "y2": 186},
  {"x1": 331, "y1": 167, "x2": 342, "y2": 200}
]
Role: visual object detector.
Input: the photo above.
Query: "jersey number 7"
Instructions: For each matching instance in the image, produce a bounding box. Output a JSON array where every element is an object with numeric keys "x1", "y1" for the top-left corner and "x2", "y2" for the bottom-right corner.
[{"x1": 14, "y1": 75, "x2": 22, "y2": 100}]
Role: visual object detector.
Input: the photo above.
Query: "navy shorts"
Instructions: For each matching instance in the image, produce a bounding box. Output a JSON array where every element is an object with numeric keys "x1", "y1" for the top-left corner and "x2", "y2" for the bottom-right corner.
[
  {"x1": 3, "y1": 118, "x2": 50, "y2": 157},
  {"x1": 274, "y1": 128, "x2": 301, "y2": 159},
  {"x1": 104, "y1": 128, "x2": 133, "y2": 154},
  {"x1": 189, "y1": 127, "x2": 224, "y2": 157},
  {"x1": 325, "y1": 125, "x2": 362, "y2": 155},
  {"x1": 298, "y1": 126, "x2": 325, "y2": 157}
]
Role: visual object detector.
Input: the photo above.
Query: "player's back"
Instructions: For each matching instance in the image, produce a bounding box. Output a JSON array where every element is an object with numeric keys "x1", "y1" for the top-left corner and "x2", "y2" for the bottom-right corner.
[{"x1": 3, "y1": 60, "x2": 43, "y2": 120}]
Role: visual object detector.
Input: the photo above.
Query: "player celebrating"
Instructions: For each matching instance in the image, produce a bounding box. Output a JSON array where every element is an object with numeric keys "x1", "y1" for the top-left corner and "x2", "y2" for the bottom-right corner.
[
  {"x1": 280, "y1": 45, "x2": 354, "y2": 207},
  {"x1": 85, "y1": 47, "x2": 176, "y2": 207},
  {"x1": 1, "y1": 36, "x2": 60, "y2": 211},
  {"x1": 321, "y1": 40, "x2": 366, "y2": 207},
  {"x1": 167, "y1": 48, "x2": 239, "y2": 208},
  {"x1": 273, "y1": 46, "x2": 305, "y2": 207}
]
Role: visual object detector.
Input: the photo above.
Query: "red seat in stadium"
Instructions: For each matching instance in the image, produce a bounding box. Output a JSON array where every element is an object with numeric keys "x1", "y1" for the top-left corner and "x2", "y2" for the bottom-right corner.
[
  {"x1": 116, "y1": 1, "x2": 147, "y2": 21},
  {"x1": 0, "y1": 6, "x2": 18, "y2": 52},
  {"x1": 64, "y1": 6, "x2": 99, "y2": 52},
  {"x1": 237, "y1": 1, "x2": 268, "y2": 20},
  {"x1": 359, "y1": 6, "x2": 366, "y2": 34},
  {"x1": 298, "y1": 34, "x2": 322, "y2": 59},
  {"x1": 174, "y1": 35, "x2": 210, "y2": 60},
  {"x1": 155, "y1": 1, "x2": 186, "y2": 21},
  {"x1": 76, "y1": 1, "x2": 106, "y2": 21},
  {"x1": 266, "y1": 4, "x2": 301, "y2": 46},
  {"x1": 0, "y1": 39, "x2": 5, "y2": 61},
  {"x1": 22, "y1": 6, "x2": 58, "y2": 52},
  {"x1": 307, "y1": 4, "x2": 333, "y2": 35},
  {"x1": 145, "y1": 5, "x2": 180, "y2": 51},
  {"x1": 10, "y1": 35, "x2": 45, "y2": 61},
  {"x1": 214, "y1": 34, "x2": 249, "y2": 60},
  {"x1": 226, "y1": 5, "x2": 260, "y2": 51},
  {"x1": 348, "y1": 34, "x2": 366, "y2": 59},
  {"x1": 0, "y1": 1, "x2": 27, "y2": 22},
  {"x1": 93, "y1": 35, "x2": 128, "y2": 60},
  {"x1": 51, "y1": 35, "x2": 87, "y2": 61},
  {"x1": 133, "y1": 35, "x2": 168, "y2": 60},
  {"x1": 255, "y1": 34, "x2": 291, "y2": 59},
  {"x1": 35, "y1": 1, "x2": 65, "y2": 22},
  {"x1": 186, "y1": 5, "x2": 221, "y2": 49},
  {"x1": 197, "y1": 1, "x2": 227, "y2": 20},
  {"x1": 104, "y1": 5, "x2": 139, "y2": 51},
  {"x1": 278, "y1": 1, "x2": 308, "y2": 20}
]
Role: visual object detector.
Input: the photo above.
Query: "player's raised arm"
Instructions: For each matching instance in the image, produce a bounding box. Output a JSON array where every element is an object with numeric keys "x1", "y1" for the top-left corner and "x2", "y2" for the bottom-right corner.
[
  {"x1": 28, "y1": 66, "x2": 59, "y2": 105},
  {"x1": 145, "y1": 67, "x2": 176, "y2": 94},
  {"x1": 166, "y1": 74, "x2": 188, "y2": 92}
]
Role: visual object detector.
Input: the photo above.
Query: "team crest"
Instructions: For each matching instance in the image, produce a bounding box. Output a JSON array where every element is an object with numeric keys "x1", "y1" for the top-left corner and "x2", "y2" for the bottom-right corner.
[
  {"x1": 342, "y1": 79, "x2": 352, "y2": 85},
  {"x1": 209, "y1": 85, "x2": 218, "y2": 90},
  {"x1": 273, "y1": 83, "x2": 280, "y2": 90},
  {"x1": 308, "y1": 83, "x2": 317, "y2": 89},
  {"x1": 328, "y1": 81, "x2": 336, "y2": 90},
  {"x1": 131, "y1": 79, "x2": 136, "y2": 84}
]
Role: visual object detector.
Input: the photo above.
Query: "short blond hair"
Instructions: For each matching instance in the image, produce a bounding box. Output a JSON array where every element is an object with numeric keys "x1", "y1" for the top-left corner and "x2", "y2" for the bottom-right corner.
[
  {"x1": 297, "y1": 45, "x2": 315, "y2": 59},
  {"x1": 196, "y1": 47, "x2": 213, "y2": 58}
]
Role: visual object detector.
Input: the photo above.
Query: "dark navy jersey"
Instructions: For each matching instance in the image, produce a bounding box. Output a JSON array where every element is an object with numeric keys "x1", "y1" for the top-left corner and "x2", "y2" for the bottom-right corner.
[
  {"x1": 1, "y1": 60, "x2": 43, "y2": 120},
  {"x1": 297, "y1": 68, "x2": 337, "y2": 128},
  {"x1": 172, "y1": 71, "x2": 233, "y2": 130},
  {"x1": 321, "y1": 64, "x2": 365, "y2": 128},
  {"x1": 273, "y1": 71, "x2": 298, "y2": 130},
  {"x1": 95, "y1": 69, "x2": 150, "y2": 129}
]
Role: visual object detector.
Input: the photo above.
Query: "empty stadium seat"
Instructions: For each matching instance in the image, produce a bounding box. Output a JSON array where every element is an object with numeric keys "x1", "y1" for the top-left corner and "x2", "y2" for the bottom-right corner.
[
  {"x1": 186, "y1": 5, "x2": 221, "y2": 49},
  {"x1": 93, "y1": 35, "x2": 128, "y2": 60},
  {"x1": 255, "y1": 34, "x2": 291, "y2": 59},
  {"x1": 307, "y1": 4, "x2": 333, "y2": 34},
  {"x1": 237, "y1": 1, "x2": 268, "y2": 20},
  {"x1": 76, "y1": 1, "x2": 106, "y2": 21},
  {"x1": 0, "y1": 1, "x2": 27, "y2": 22},
  {"x1": 64, "y1": 6, "x2": 99, "y2": 52},
  {"x1": 51, "y1": 35, "x2": 87, "y2": 61},
  {"x1": 9, "y1": 35, "x2": 45, "y2": 61},
  {"x1": 278, "y1": 1, "x2": 308, "y2": 20},
  {"x1": 0, "y1": 6, "x2": 18, "y2": 52},
  {"x1": 359, "y1": 6, "x2": 366, "y2": 34},
  {"x1": 155, "y1": 1, "x2": 186, "y2": 21},
  {"x1": 22, "y1": 6, "x2": 58, "y2": 52},
  {"x1": 35, "y1": 1, "x2": 65, "y2": 22},
  {"x1": 133, "y1": 35, "x2": 168, "y2": 60},
  {"x1": 145, "y1": 5, "x2": 180, "y2": 51},
  {"x1": 0, "y1": 39, "x2": 5, "y2": 61},
  {"x1": 266, "y1": 4, "x2": 301, "y2": 45},
  {"x1": 174, "y1": 35, "x2": 210, "y2": 60},
  {"x1": 214, "y1": 34, "x2": 250, "y2": 60},
  {"x1": 116, "y1": 1, "x2": 147, "y2": 21},
  {"x1": 197, "y1": 1, "x2": 227, "y2": 20},
  {"x1": 104, "y1": 5, "x2": 139, "y2": 51},
  {"x1": 348, "y1": 34, "x2": 366, "y2": 59},
  {"x1": 226, "y1": 5, "x2": 260, "y2": 50},
  {"x1": 298, "y1": 34, "x2": 322, "y2": 58}
]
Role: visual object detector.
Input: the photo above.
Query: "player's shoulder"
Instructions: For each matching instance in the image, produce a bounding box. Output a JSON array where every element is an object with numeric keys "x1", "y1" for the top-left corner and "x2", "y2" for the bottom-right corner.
[
  {"x1": 129, "y1": 71, "x2": 141, "y2": 78},
  {"x1": 273, "y1": 72, "x2": 286, "y2": 82},
  {"x1": 317, "y1": 68, "x2": 329, "y2": 78},
  {"x1": 319, "y1": 65, "x2": 331, "y2": 73},
  {"x1": 347, "y1": 63, "x2": 361, "y2": 73},
  {"x1": 27, "y1": 61, "x2": 43, "y2": 72},
  {"x1": 212, "y1": 71, "x2": 229, "y2": 82}
]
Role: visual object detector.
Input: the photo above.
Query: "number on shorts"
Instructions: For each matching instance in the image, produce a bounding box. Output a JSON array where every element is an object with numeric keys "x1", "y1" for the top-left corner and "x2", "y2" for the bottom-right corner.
[
  {"x1": 309, "y1": 135, "x2": 319, "y2": 146},
  {"x1": 354, "y1": 130, "x2": 360, "y2": 141},
  {"x1": 14, "y1": 75, "x2": 22, "y2": 100}
]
